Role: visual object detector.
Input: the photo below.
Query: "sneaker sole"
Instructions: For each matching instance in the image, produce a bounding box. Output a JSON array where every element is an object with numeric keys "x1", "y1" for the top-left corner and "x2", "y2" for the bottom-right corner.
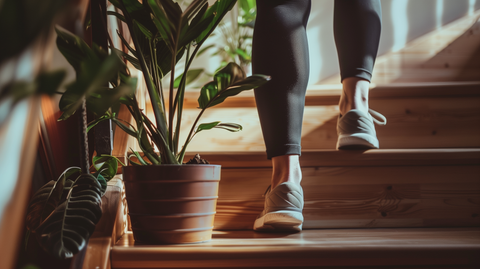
[
  {"x1": 253, "y1": 211, "x2": 303, "y2": 232},
  {"x1": 337, "y1": 133, "x2": 379, "y2": 150}
]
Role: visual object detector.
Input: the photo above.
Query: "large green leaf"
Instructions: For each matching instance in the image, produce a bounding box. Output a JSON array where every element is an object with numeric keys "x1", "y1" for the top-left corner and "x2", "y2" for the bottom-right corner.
[
  {"x1": 36, "y1": 70, "x2": 67, "y2": 96},
  {"x1": 197, "y1": 81, "x2": 218, "y2": 109},
  {"x1": 196, "y1": 121, "x2": 242, "y2": 133},
  {"x1": 148, "y1": 0, "x2": 178, "y2": 50},
  {"x1": 55, "y1": 28, "x2": 100, "y2": 73},
  {"x1": 25, "y1": 167, "x2": 81, "y2": 235},
  {"x1": 93, "y1": 155, "x2": 119, "y2": 181},
  {"x1": 109, "y1": 0, "x2": 143, "y2": 13},
  {"x1": 173, "y1": 68, "x2": 203, "y2": 88},
  {"x1": 214, "y1": 62, "x2": 245, "y2": 91},
  {"x1": 35, "y1": 174, "x2": 103, "y2": 259},
  {"x1": 197, "y1": 62, "x2": 269, "y2": 109},
  {"x1": 208, "y1": 74, "x2": 270, "y2": 108},
  {"x1": 86, "y1": 84, "x2": 135, "y2": 116},
  {"x1": 195, "y1": 0, "x2": 236, "y2": 45},
  {"x1": 57, "y1": 50, "x2": 125, "y2": 121}
]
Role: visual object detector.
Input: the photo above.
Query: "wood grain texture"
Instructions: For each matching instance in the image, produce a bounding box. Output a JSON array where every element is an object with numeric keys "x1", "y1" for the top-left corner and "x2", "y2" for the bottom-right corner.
[
  {"x1": 184, "y1": 149, "x2": 480, "y2": 168},
  {"x1": 173, "y1": 84, "x2": 480, "y2": 152},
  {"x1": 214, "y1": 164, "x2": 480, "y2": 230},
  {"x1": 111, "y1": 228, "x2": 480, "y2": 268}
]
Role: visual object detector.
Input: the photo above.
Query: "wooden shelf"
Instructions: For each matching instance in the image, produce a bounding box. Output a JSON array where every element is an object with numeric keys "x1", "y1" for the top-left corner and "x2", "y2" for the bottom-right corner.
[{"x1": 112, "y1": 228, "x2": 480, "y2": 268}]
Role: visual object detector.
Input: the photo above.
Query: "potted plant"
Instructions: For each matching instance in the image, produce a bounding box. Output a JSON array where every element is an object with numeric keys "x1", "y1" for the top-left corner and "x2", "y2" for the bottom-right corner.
[{"x1": 57, "y1": 0, "x2": 269, "y2": 244}]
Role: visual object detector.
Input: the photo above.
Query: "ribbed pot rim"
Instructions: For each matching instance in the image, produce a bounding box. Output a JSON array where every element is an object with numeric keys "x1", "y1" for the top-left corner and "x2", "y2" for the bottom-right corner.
[
  {"x1": 126, "y1": 196, "x2": 218, "y2": 201},
  {"x1": 122, "y1": 164, "x2": 221, "y2": 181},
  {"x1": 123, "y1": 164, "x2": 221, "y2": 169},
  {"x1": 129, "y1": 212, "x2": 216, "y2": 217},
  {"x1": 132, "y1": 227, "x2": 213, "y2": 232}
]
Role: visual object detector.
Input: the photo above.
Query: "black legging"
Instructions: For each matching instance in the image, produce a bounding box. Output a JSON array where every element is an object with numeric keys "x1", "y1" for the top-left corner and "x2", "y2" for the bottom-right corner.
[{"x1": 253, "y1": 0, "x2": 382, "y2": 159}]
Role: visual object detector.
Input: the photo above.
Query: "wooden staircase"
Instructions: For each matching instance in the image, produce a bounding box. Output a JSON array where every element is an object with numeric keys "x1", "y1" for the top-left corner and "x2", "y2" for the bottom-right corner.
[
  {"x1": 80, "y1": 13, "x2": 480, "y2": 269},
  {"x1": 104, "y1": 148, "x2": 480, "y2": 269}
]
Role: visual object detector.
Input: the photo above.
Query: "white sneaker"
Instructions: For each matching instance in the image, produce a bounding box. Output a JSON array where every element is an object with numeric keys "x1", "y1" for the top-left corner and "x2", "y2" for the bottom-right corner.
[
  {"x1": 336, "y1": 109, "x2": 386, "y2": 149},
  {"x1": 253, "y1": 182, "x2": 304, "y2": 232}
]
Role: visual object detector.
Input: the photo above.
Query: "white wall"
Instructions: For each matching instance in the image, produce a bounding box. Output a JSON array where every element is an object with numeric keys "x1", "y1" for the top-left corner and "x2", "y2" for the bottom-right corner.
[{"x1": 306, "y1": 0, "x2": 480, "y2": 85}]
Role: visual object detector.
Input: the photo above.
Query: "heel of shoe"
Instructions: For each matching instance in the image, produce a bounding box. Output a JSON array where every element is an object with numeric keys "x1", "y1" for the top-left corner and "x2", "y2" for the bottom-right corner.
[
  {"x1": 254, "y1": 211, "x2": 303, "y2": 232},
  {"x1": 337, "y1": 133, "x2": 379, "y2": 149}
]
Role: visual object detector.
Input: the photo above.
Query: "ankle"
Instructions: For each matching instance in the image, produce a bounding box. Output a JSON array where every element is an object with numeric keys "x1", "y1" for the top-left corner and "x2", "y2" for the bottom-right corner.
[
  {"x1": 271, "y1": 155, "x2": 302, "y2": 189},
  {"x1": 339, "y1": 77, "x2": 370, "y2": 115}
]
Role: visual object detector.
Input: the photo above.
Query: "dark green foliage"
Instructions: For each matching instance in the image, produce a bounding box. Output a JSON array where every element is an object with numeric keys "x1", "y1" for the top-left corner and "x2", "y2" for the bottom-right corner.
[
  {"x1": 55, "y1": 28, "x2": 136, "y2": 121},
  {"x1": 0, "y1": 0, "x2": 67, "y2": 63},
  {"x1": 25, "y1": 167, "x2": 109, "y2": 259},
  {"x1": 35, "y1": 174, "x2": 103, "y2": 259}
]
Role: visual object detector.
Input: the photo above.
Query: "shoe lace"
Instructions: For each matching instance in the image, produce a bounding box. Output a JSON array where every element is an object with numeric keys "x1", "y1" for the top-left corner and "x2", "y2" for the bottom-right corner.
[{"x1": 369, "y1": 109, "x2": 387, "y2": 125}]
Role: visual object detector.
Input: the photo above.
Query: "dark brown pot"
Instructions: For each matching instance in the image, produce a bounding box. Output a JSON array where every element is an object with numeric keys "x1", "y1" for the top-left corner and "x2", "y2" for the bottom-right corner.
[{"x1": 122, "y1": 164, "x2": 221, "y2": 244}]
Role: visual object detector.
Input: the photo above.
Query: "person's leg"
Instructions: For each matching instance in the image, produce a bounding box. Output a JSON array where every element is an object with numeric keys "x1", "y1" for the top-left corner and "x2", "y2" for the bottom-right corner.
[
  {"x1": 253, "y1": 0, "x2": 310, "y2": 188},
  {"x1": 333, "y1": 0, "x2": 385, "y2": 149},
  {"x1": 252, "y1": 0, "x2": 310, "y2": 232}
]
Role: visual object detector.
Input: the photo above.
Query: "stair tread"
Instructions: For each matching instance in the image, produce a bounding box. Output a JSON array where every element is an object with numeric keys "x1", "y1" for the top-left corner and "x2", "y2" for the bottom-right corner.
[
  {"x1": 112, "y1": 228, "x2": 480, "y2": 268},
  {"x1": 173, "y1": 81, "x2": 480, "y2": 108},
  {"x1": 185, "y1": 148, "x2": 480, "y2": 168}
]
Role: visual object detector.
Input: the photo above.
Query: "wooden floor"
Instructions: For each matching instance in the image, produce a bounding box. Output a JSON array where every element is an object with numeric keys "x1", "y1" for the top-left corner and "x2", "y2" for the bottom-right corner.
[{"x1": 112, "y1": 228, "x2": 480, "y2": 269}]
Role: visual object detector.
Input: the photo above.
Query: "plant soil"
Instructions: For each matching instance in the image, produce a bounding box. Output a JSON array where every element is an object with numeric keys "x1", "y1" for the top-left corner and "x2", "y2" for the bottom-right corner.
[{"x1": 185, "y1": 154, "x2": 209, "y2": 164}]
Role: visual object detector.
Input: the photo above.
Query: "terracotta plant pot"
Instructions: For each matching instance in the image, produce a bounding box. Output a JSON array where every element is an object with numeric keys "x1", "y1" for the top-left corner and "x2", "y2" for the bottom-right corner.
[{"x1": 122, "y1": 164, "x2": 221, "y2": 244}]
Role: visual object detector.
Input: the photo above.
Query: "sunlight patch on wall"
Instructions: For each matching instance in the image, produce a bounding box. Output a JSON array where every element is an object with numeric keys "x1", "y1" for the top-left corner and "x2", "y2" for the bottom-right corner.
[
  {"x1": 436, "y1": 0, "x2": 444, "y2": 30},
  {"x1": 469, "y1": 0, "x2": 477, "y2": 15},
  {"x1": 307, "y1": 26, "x2": 323, "y2": 86},
  {"x1": 391, "y1": 0, "x2": 409, "y2": 52},
  {"x1": 0, "y1": 100, "x2": 29, "y2": 229}
]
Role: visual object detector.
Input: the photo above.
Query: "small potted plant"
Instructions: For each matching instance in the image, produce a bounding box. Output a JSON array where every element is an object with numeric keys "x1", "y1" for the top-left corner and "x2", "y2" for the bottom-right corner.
[{"x1": 58, "y1": 0, "x2": 269, "y2": 244}]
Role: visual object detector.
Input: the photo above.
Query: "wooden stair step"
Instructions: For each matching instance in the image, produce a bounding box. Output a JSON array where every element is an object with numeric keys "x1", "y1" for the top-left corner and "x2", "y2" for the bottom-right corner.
[
  {"x1": 174, "y1": 81, "x2": 480, "y2": 152},
  {"x1": 185, "y1": 149, "x2": 480, "y2": 230},
  {"x1": 111, "y1": 228, "x2": 480, "y2": 268}
]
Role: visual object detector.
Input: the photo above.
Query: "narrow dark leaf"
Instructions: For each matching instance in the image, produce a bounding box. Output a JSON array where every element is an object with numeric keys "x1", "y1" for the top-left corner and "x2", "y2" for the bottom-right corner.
[
  {"x1": 107, "y1": 10, "x2": 125, "y2": 22},
  {"x1": 133, "y1": 20, "x2": 153, "y2": 40},
  {"x1": 130, "y1": 150, "x2": 149, "y2": 165},
  {"x1": 112, "y1": 118, "x2": 138, "y2": 137}
]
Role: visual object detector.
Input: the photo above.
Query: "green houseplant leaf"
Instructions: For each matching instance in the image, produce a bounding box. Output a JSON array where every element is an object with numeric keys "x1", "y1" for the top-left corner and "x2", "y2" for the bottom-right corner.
[
  {"x1": 72, "y1": 0, "x2": 271, "y2": 165},
  {"x1": 35, "y1": 173, "x2": 103, "y2": 259},
  {"x1": 25, "y1": 167, "x2": 81, "y2": 240}
]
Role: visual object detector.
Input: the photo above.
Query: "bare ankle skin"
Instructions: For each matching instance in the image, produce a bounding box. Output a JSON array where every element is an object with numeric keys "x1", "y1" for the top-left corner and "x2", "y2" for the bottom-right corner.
[
  {"x1": 271, "y1": 155, "x2": 302, "y2": 189},
  {"x1": 339, "y1": 77, "x2": 370, "y2": 116}
]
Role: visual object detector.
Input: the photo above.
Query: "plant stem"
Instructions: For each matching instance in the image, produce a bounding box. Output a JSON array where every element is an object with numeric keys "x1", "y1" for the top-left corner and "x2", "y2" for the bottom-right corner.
[{"x1": 172, "y1": 42, "x2": 191, "y2": 156}]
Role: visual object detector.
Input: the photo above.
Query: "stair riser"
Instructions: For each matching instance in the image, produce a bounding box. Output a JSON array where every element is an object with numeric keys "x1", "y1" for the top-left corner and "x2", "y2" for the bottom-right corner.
[
  {"x1": 178, "y1": 95, "x2": 480, "y2": 152},
  {"x1": 214, "y1": 165, "x2": 480, "y2": 230}
]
